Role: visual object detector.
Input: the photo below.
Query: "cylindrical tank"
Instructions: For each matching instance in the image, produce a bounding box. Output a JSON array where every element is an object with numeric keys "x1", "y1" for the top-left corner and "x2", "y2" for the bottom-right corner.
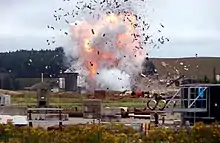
[
  {"x1": 59, "y1": 78, "x2": 65, "y2": 89},
  {"x1": 216, "y1": 75, "x2": 220, "y2": 82}
]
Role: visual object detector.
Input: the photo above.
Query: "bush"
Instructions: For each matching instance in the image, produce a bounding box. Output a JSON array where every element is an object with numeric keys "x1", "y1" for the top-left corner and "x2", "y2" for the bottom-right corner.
[{"x1": 0, "y1": 122, "x2": 220, "y2": 143}]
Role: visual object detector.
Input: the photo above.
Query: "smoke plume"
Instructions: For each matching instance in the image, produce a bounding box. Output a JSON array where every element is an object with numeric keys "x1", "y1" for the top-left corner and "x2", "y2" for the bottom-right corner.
[{"x1": 52, "y1": 0, "x2": 167, "y2": 91}]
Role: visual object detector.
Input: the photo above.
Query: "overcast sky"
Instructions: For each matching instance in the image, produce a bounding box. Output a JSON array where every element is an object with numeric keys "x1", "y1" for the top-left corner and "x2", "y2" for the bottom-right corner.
[{"x1": 0, "y1": 0, "x2": 220, "y2": 58}]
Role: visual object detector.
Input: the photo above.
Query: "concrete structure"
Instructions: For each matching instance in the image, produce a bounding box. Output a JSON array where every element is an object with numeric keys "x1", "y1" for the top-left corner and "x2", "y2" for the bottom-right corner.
[
  {"x1": 37, "y1": 87, "x2": 50, "y2": 108},
  {"x1": 0, "y1": 94, "x2": 11, "y2": 106}
]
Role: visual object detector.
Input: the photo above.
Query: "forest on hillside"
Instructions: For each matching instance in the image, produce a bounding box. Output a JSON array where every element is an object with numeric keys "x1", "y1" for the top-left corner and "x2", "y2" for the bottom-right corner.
[{"x1": 0, "y1": 47, "x2": 67, "y2": 78}]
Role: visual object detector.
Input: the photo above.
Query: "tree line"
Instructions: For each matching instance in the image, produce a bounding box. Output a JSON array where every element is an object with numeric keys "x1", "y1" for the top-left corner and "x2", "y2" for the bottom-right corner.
[{"x1": 0, "y1": 47, "x2": 67, "y2": 78}]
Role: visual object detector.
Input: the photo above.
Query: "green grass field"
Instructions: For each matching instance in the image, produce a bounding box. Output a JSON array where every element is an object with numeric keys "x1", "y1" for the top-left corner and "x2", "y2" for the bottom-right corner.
[
  {"x1": 11, "y1": 95, "x2": 148, "y2": 108},
  {"x1": 10, "y1": 92, "x2": 178, "y2": 110}
]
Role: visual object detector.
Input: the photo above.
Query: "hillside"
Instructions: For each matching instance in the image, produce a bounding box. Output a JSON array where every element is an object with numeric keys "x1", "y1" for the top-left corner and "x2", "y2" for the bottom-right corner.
[{"x1": 151, "y1": 57, "x2": 220, "y2": 79}]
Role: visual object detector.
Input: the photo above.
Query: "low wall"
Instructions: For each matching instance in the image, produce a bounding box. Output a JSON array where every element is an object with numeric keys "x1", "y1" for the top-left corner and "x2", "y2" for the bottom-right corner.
[
  {"x1": 31, "y1": 114, "x2": 69, "y2": 121},
  {"x1": 0, "y1": 106, "x2": 27, "y2": 116}
]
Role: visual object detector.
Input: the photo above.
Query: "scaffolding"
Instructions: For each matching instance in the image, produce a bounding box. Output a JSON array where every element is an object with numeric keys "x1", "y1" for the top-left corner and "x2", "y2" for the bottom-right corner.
[{"x1": 164, "y1": 84, "x2": 211, "y2": 124}]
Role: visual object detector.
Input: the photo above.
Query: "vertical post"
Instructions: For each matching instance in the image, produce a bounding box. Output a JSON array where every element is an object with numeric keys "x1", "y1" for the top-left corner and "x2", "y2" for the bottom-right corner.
[
  {"x1": 59, "y1": 108, "x2": 62, "y2": 128},
  {"x1": 147, "y1": 123, "x2": 151, "y2": 135},
  {"x1": 162, "y1": 116, "x2": 165, "y2": 125},
  {"x1": 194, "y1": 112, "x2": 196, "y2": 124},
  {"x1": 28, "y1": 110, "x2": 33, "y2": 127},
  {"x1": 92, "y1": 106, "x2": 95, "y2": 124},
  {"x1": 187, "y1": 87, "x2": 190, "y2": 108},
  {"x1": 208, "y1": 88, "x2": 210, "y2": 117},
  {"x1": 213, "y1": 67, "x2": 216, "y2": 83}
]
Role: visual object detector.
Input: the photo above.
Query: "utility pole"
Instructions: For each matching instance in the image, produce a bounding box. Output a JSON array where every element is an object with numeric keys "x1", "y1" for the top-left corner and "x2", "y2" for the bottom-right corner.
[{"x1": 41, "y1": 73, "x2": 44, "y2": 83}]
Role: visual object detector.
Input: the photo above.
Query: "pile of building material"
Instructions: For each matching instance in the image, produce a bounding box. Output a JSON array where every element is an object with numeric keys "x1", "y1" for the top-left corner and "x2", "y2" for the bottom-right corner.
[{"x1": 0, "y1": 115, "x2": 27, "y2": 126}]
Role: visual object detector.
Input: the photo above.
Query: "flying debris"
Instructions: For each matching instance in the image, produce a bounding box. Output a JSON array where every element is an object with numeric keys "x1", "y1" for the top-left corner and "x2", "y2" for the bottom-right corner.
[
  {"x1": 91, "y1": 29, "x2": 95, "y2": 35},
  {"x1": 65, "y1": 19, "x2": 70, "y2": 24},
  {"x1": 160, "y1": 23, "x2": 164, "y2": 28},
  {"x1": 47, "y1": 0, "x2": 169, "y2": 91},
  {"x1": 76, "y1": 6, "x2": 80, "y2": 9},
  {"x1": 165, "y1": 38, "x2": 170, "y2": 42}
]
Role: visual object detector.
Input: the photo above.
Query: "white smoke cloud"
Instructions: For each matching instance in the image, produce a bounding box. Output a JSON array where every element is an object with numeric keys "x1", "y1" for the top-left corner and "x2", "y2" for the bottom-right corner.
[
  {"x1": 58, "y1": 0, "x2": 164, "y2": 91},
  {"x1": 95, "y1": 68, "x2": 131, "y2": 91}
]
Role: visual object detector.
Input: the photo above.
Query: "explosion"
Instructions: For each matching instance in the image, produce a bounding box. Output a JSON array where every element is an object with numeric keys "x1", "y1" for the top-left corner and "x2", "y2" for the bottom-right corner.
[
  {"x1": 70, "y1": 12, "x2": 146, "y2": 91},
  {"x1": 71, "y1": 12, "x2": 144, "y2": 76},
  {"x1": 49, "y1": 0, "x2": 168, "y2": 91}
]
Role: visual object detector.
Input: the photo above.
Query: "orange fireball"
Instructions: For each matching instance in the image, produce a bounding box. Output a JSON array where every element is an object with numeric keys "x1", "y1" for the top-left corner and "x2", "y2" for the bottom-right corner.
[{"x1": 70, "y1": 12, "x2": 144, "y2": 79}]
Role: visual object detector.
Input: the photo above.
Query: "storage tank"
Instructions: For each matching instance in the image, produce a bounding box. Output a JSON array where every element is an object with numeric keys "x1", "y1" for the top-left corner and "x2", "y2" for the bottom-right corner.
[
  {"x1": 216, "y1": 75, "x2": 220, "y2": 82},
  {"x1": 59, "y1": 78, "x2": 65, "y2": 89}
]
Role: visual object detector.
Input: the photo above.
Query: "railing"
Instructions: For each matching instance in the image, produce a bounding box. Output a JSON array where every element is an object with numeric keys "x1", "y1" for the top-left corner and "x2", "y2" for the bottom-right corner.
[
  {"x1": 188, "y1": 87, "x2": 207, "y2": 108},
  {"x1": 165, "y1": 89, "x2": 181, "y2": 108},
  {"x1": 146, "y1": 86, "x2": 208, "y2": 113},
  {"x1": 27, "y1": 108, "x2": 65, "y2": 128}
]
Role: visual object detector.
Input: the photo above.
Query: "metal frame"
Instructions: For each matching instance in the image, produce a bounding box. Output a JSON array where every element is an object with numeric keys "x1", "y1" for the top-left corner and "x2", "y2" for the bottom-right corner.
[
  {"x1": 164, "y1": 86, "x2": 208, "y2": 113},
  {"x1": 166, "y1": 86, "x2": 208, "y2": 112},
  {"x1": 161, "y1": 83, "x2": 217, "y2": 124},
  {"x1": 179, "y1": 84, "x2": 216, "y2": 124},
  {"x1": 27, "y1": 108, "x2": 64, "y2": 127}
]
